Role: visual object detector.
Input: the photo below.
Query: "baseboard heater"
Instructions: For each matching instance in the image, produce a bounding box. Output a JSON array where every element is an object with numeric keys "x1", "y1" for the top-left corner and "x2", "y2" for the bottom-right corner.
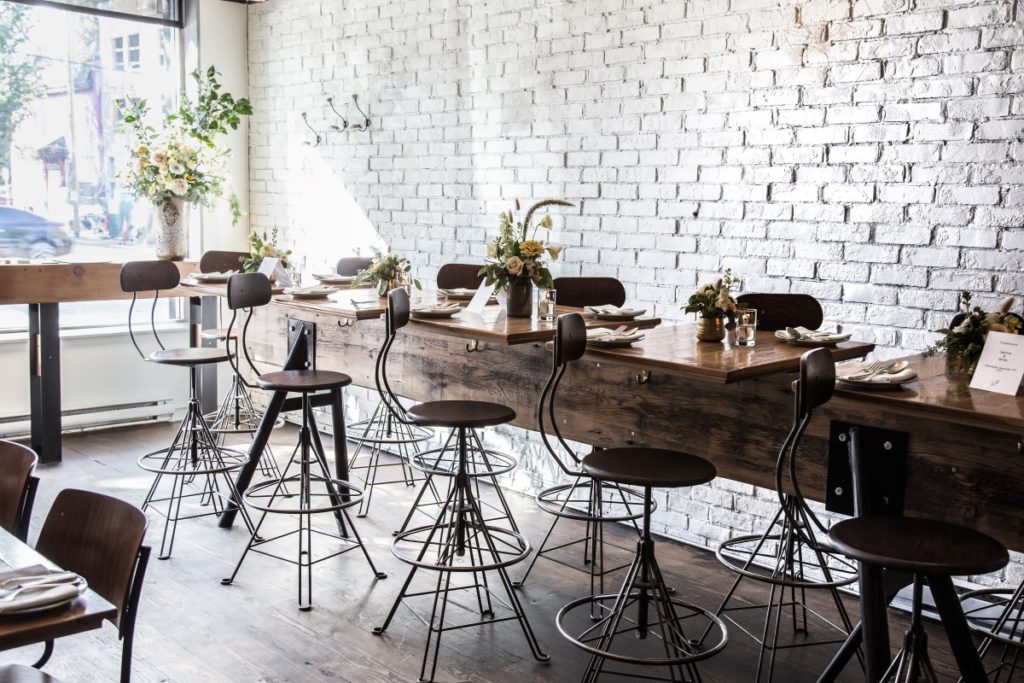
[{"x1": 0, "y1": 399, "x2": 177, "y2": 439}]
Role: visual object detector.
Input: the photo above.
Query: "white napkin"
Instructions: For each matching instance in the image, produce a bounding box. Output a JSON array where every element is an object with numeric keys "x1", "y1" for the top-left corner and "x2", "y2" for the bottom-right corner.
[
  {"x1": 838, "y1": 364, "x2": 917, "y2": 384},
  {"x1": 439, "y1": 288, "x2": 477, "y2": 297},
  {"x1": 313, "y1": 273, "x2": 354, "y2": 281},
  {"x1": 414, "y1": 303, "x2": 462, "y2": 313},
  {"x1": 586, "y1": 305, "x2": 647, "y2": 317},
  {"x1": 587, "y1": 327, "x2": 644, "y2": 341},
  {"x1": 196, "y1": 270, "x2": 237, "y2": 278},
  {"x1": 286, "y1": 286, "x2": 334, "y2": 295},
  {"x1": 776, "y1": 326, "x2": 852, "y2": 343},
  {"x1": 0, "y1": 565, "x2": 82, "y2": 614}
]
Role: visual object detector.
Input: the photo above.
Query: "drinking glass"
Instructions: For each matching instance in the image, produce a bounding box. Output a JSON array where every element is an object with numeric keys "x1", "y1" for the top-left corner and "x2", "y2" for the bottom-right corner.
[
  {"x1": 735, "y1": 308, "x2": 758, "y2": 346},
  {"x1": 538, "y1": 288, "x2": 557, "y2": 322}
]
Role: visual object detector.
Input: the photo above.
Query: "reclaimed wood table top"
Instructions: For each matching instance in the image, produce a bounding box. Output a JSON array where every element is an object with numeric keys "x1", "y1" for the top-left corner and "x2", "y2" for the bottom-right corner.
[
  {"x1": 573, "y1": 324, "x2": 875, "y2": 383},
  {"x1": 0, "y1": 527, "x2": 116, "y2": 651},
  {"x1": 0, "y1": 261, "x2": 198, "y2": 305}
]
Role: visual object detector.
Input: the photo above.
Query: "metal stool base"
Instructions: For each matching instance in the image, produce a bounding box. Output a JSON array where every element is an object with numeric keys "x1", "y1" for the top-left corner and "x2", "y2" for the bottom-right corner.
[{"x1": 961, "y1": 581, "x2": 1024, "y2": 681}]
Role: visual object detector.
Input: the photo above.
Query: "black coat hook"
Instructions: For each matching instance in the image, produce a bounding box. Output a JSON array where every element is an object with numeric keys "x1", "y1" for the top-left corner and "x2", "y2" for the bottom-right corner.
[
  {"x1": 301, "y1": 112, "x2": 322, "y2": 147},
  {"x1": 326, "y1": 96, "x2": 348, "y2": 132},
  {"x1": 350, "y1": 95, "x2": 371, "y2": 132}
]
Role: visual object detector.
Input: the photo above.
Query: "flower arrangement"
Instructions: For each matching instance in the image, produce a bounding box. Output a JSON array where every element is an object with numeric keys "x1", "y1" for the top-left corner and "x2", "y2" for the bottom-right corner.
[
  {"x1": 684, "y1": 269, "x2": 742, "y2": 327},
  {"x1": 119, "y1": 67, "x2": 252, "y2": 209},
  {"x1": 352, "y1": 249, "x2": 422, "y2": 295},
  {"x1": 926, "y1": 291, "x2": 1022, "y2": 374},
  {"x1": 241, "y1": 228, "x2": 291, "y2": 273},
  {"x1": 479, "y1": 199, "x2": 573, "y2": 290}
]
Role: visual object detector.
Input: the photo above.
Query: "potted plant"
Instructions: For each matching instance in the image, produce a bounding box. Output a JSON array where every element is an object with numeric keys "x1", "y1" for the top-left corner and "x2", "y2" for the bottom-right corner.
[
  {"x1": 479, "y1": 199, "x2": 573, "y2": 317},
  {"x1": 241, "y1": 228, "x2": 291, "y2": 279},
  {"x1": 684, "y1": 270, "x2": 742, "y2": 342},
  {"x1": 119, "y1": 67, "x2": 252, "y2": 260},
  {"x1": 927, "y1": 292, "x2": 1021, "y2": 376},
  {"x1": 352, "y1": 249, "x2": 422, "y2": 296}
]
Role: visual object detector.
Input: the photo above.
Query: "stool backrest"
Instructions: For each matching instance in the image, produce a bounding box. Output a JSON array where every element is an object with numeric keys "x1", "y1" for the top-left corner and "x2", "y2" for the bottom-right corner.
[
  {"x1": 0, "y1": 440, "x2": 37, "y2": 541},
  {"x1": 537, "y1": 313, "x2": 589, "y2": 472},
  {"x1": 199, "y1": 250, "x2": 246, "y2": 273},
  {"x1": 225, "y1": 273, "x2": 273, "y2": 386},
  {"x1": 120, "y1": 260, "x2": 181, "y2": 359},
  {"x1": 553, "y1": 277, "x2": 626, "y2": 309},
  {"x1": 337, "y1": 257, "x2": 373, "y2": 277},
  {"x1": 736, "y1": 293, "x2": 823, "y2": 332},
  {"x1": 387, "y1": 286, "x2": 410, "y2": 334},
  {"x1": 373, "y1": 289, "x2": 412, "y2": 422},
  {"x1": 437, "y1": 263, "x2": 485, "y2": 290}
]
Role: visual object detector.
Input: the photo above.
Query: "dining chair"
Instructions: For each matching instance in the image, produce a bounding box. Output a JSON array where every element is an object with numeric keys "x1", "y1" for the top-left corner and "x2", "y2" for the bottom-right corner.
[
  {"x1": 0, "y1": 440, "x2": 38, "y2": 542},
  {"x1": 736, "y1": 292, "x2": 823, "y2": 332},
  {"x1": 121, "y1": 260, "x2": 252, "y2": 559},
  {"x1": 336, "y1": 256, "x2": 373, "y2": 277},
  {"x1": 219, "y1": 273, "x2": 385, "y2": 610},
  {"x1": 371, "y1": 288, "x2": 547, "y2": 682},
  {"x1": 436, "y1": 262, "x2": 485, "y2": 290},
  {"x1": 198, "y1": 250, "x2": 246, "y2": 274},
  {"x1": 706, "y1": 347, "x2": 857, "y2": 682},
  {"x1": 552, "y1": 277, "x2": 626, "y2": 309},
  {"x1": 0, "y1": 488, "x2": 151, "y2": 683},
  {"x1": 549, "y1": 312, "x2": 728, "y2": 681}
]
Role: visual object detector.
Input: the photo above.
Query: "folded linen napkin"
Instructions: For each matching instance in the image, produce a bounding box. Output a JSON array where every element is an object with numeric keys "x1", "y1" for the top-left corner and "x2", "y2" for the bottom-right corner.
[
  {"x1": 438, "y1": 287, "x2": 478, "y2": 296},
  {"x1": 413, "y1": 303, "x2": 462, "y2": 313},
  {"x1": 585, "y1": 305, "x2": 647, "y2": 317},
  {"x1": 775, "y1": 327, "x2": 852, "y2": 343},
  {"x1": 837, "y1": 363, "x2": 917, "y2": 384},
  {"x1": 195, "y1": 270, "x2": 237, "y2": 278},
  {"x1": 586, "y1": 327, "x2": 644, "y2": 341},
  {"x1": 286, "y1": 286, "x2": 334, "y2": 295},
  {"x1": 0, "y1": 565, "x2": 82, "y2": 614}
]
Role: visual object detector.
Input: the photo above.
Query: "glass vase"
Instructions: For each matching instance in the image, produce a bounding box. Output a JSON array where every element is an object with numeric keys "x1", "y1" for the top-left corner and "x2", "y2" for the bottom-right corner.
[
  {"x1": 155, "y1": 197, "x2": 189, "y2": 261},
  {"x1": 696, "y1": 316, "x2": 725, "y2": 342},
  {"x1": 506, "y1": 278, "x2": 534, "y2": 318}
]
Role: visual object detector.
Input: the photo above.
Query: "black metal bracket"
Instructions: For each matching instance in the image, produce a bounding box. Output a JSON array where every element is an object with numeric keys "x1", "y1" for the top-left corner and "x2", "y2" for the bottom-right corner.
[
  {"x1": 287, "y1": 319, "x2": 316, "y2": 370},
  {"x1": 825, "y1": 420, "x2": 908, "y2": 517}
]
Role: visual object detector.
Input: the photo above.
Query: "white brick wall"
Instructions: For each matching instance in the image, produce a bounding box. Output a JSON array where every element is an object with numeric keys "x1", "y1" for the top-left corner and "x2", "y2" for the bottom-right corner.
[{"x1": 247, "y1": 0, "x2": 1024, "y2": 586}]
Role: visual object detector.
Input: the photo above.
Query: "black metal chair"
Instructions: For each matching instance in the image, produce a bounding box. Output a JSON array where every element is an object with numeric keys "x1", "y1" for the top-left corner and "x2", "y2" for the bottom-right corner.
[
  {"x1": 372, "y1": 288, "x2": 548, "y2": 682},
  {"x1": 121, "y1": 260, "x2": 253, "y2": 560},
  {"x1": 736, "y1": 293, "x2": 824, "y2": 332},
  {"x1": 553, "y1": 277, "x2": 626, "y2": 309},
  {"x1": 0, "y1": 440, "x2": 38, "y2": 542},
  {"x1": 337, "y1": 256, "x2": 373, "y2": 277},
  {"x1": 436, "y1": 263, "x2": 485, "y2": 290},
  {"x1": 219, "y1": 273, "x2": 385, "y2": 610},
  {"x1": 706, "y1": 347, "x2": 858, "y2": 682},
  {"x1": 513, "y1": 285, "x2": 645, "y2": 605},
  {"x1": 553, "y1": 313, "x2": 727, "y2": 682}
]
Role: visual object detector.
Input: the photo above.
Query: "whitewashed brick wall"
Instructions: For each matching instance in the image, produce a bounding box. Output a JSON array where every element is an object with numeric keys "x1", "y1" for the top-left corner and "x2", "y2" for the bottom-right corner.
[{"x1": 247, "y1": 0, "x2": 1024, "y2": 586}]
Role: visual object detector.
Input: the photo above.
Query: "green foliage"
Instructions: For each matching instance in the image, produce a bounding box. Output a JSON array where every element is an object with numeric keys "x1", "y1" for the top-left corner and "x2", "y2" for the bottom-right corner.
[
  {"x1": 683, "y1": 270, "x2": 743, "y2": 329},
  {"x1": 241, "y1": 228, "x2": 290, "y2": 272},
  {"x1": 0, "y1": 4, "x2": 43, "y2": 178},
  {"x1": 351, "y1": 249, "x2": 421, "y2": 290},
  {"x1": 925, "y1": 291, "x2": 1022, "y2": 372},
  {"x1": 479, "y1": 199, "x2": 573, "y2": 289}
]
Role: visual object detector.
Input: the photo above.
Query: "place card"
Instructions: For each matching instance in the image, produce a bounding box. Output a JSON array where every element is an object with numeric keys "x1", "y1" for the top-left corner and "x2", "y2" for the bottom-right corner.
[
  {"x1": 257, "y1": 257, "x2": 278, "y2": 277},
  {"x1": 257, "y1": 256, "x2": 292, "y2": 286},
  {"x1": 969, "y1": 331, "x2": 1024, "y2": 396},
  {"x1": 465, "y1": 285, "x2": 493, "y2": 315}
]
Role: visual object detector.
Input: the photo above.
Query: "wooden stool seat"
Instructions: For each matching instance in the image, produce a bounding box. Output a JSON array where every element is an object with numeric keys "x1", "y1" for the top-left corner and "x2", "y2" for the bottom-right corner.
[
  {"x1": 148, "y1": 347, "x2": 230, "y2": 366},
  {"x1": 199, "y1": 327, "x2": 237, "y2": 341},
  {"x1": 407, "y1": 400, "x2": 515, "y2": 428},
  {"x1": 256, "y1": 369, "x2": 352, "y2": 392},
  {"x1": 829, "y1": 516, "x2": 1008, "y2": 576},
  {"x1": 583, "y1": 447, "x2": 717, "y2": 488},
  {"x1": 0, "y1": 665, "x2": 61, "y2": 683}
]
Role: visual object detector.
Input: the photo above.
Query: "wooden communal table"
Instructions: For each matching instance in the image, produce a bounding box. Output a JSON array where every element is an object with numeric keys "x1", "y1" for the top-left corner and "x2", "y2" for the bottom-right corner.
[
  {"x1": 0, "y1": 527, "x2": 115, "y2": 651},
  {"x1": 0, "y1": 261, "x2": 198, "y2": 463}
]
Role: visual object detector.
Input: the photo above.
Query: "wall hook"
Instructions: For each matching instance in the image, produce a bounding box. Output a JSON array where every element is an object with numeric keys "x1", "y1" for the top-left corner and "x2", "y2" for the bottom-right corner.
[
  {"x1": 636, "y1": 369, "x2": 651, "y2": 385},
  {"x1": 301, "y1": 112, "x2": 322, "y2": 147},
  {"x1": 337, "y1": 319, "x2": 354, "y2": 329},
  {"x1": 350, "y1": 95, "x2": 371, "y2": 131},
  {"x1": 466, "y1": 339, "x2": 486, "y2": 353},
  {"x1": 326, "y1": 96, "x2": 348, "y2": 132}
]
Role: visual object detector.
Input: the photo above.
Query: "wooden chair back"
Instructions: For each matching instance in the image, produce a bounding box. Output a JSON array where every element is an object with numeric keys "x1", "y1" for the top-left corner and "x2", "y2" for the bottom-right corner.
[
  {"x1": 798, "y1": 347, "x2": 836, "y2": 415},
  {"x1": 119, "y1": 260, "x2": 180, "y2": 293},
  {"x1": 736, "y1": 293, "x2": 823, "y2": 331},
  {"x1": 437, "y1": 263, "x2": 485, "y2": 290},
  {"x1": 554, "y1": 312, "x2": 587, "y2": 366},
  {"x1": 553, "y1": 277, "x2": 626, "y2": 308},
  {"x1": 227, "y1": 273, "x2": 272, "y2": 311},
  {"x1": 0, "y1": 441, "x2": 37, "y2": 541},
  {"x1": 199, "y1": 250, "x2": 247, "y2": 273},
  {"x1": 337, "y1": 257, "x2": 373, "y2": 277}
]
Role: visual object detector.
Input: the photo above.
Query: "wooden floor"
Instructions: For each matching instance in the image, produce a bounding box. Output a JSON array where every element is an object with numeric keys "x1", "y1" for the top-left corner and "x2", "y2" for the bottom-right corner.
[{"x1": 0, "y1": 423, "x2": 972, "y2": 682}]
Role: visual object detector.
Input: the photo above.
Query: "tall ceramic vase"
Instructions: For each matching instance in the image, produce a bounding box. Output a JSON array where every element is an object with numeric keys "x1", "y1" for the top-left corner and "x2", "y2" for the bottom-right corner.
[
  {"x1": 505, "y1": 277, "x2": 534, "y2": 318},
  {"x1": 155, "y1": 197, "x2": 189, "y2": 261}
]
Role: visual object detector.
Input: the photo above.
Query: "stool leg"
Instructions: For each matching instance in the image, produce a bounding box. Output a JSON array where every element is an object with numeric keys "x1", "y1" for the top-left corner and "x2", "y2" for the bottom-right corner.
[{"x1": 929, "y1": 574, "x2": 989, "y2": 682}]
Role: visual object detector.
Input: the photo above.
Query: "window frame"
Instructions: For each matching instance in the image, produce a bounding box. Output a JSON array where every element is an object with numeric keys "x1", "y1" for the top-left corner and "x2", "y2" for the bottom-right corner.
[{"x1": 2, "y1": 0, "x2": 182, "y2": 28}]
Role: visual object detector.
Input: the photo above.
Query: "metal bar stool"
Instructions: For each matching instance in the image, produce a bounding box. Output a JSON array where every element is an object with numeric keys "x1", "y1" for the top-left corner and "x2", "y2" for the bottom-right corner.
[
  {"x1": 705, "y1": 346, "x2": 859, "y2": 682},
  {"x1": 372, "y1": 289, "x2": 549, "y2": 682},
  {"x1": 122, "y1": 260, "x2": 254, "y2": 560},
  {"x1": 551, "y1": 313, "x2": 727, "y2": 682},
  {"x1": 219, "y1": 273, "x2": 385, "y2": 610},
  {"x1": 514, "y1": 300, "x2": 646, "y2": 609}
]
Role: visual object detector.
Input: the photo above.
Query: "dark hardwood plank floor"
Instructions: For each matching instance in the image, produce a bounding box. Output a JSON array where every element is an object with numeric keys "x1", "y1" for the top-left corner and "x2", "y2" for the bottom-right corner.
[{"x1": 0, "y1": 423, "x2": 970, "y2": 681}]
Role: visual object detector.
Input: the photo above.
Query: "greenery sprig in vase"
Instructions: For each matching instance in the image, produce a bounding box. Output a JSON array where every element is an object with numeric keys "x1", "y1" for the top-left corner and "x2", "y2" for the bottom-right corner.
[
  {"x1": 684, "y1": 270, "x2": 742, "y2": 342},
  {"x1": 479, "y1": 198, "x2": 573, "y2": 317},
  {"x1": 352, "y1": 249, "x2": 422, "y2": 296},
  {"x1": 241, "y1": 228, "x2": 291, "y2": 276},
  {"x1": 926, "y1": 291, "x2": 1022, "y2": 375}
]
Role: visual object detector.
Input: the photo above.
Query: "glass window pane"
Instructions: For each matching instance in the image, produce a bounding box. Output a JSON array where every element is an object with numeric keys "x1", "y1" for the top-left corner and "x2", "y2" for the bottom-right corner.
[
  {"x1": 0, "y1": 1, "x2": 184, "y2": 330},
  {"x1": 11, "y1": 0, "x2": 181, "y2": 25}
]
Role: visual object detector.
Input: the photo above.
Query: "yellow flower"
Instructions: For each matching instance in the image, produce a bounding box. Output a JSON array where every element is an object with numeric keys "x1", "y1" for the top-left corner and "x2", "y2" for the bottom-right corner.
[
  {"x1": 520, "y1": 240, "x2": 544, "y2": 258},
  {"x1": 260, "y1": 245, "x2": 273, "y2": 257},
  {"x1": 546, "y1": 245, "x2": 563, "y2": 261},
  {"x1": 539, "y1": 214, "x2": 553, "y2": 229},
  {"x1": 486, "y1": 241, "x2": 498, "y2": 258}
]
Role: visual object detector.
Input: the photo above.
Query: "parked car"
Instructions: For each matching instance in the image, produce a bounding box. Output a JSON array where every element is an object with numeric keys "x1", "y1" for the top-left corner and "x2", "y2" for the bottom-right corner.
[{"x1": 0, "y1": 207, "x2": 73, "y2": 259}]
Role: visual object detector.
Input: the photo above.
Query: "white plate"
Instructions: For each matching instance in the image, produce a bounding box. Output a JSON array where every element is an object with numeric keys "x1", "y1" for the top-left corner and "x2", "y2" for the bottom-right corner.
[
  {"x1": 836, "y1": 377, "x2": 914, "y2": 391},
  {"x1": 313, "y1": 273, "x2": 355, "y2": 285},
  {"x1": 285, "y1": 287, "x2": 335, "y2": 300},
  {"x1": 411, "y1": 307, "x2": 463, "y2": 319},
  {"x1": 1, "y1": 576, "x2": 88, "y2": 615},
  {"x1": 587, "y1": 307, "x2": 648, "y2": 321},
  {"x1": 193, "y1": 271, "x2": 237, "y2": 283},
  {"x1": 588, "y1": 335, "x2": 645, "y2": 348},
  {"x1": 438, "y1": 288, "x2": 478, "y2": 300}
]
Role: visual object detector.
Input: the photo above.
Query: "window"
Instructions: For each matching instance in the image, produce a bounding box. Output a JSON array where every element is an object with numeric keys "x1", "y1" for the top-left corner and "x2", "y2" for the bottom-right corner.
[{"x1": 0, "y1": 0, "x2": 184, "y2": 331}]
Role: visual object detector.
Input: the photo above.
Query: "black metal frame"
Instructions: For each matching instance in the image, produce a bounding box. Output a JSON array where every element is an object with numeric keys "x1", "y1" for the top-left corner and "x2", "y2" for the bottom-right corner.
[
  {"x1": 28, "y1": 303, "x2": 61, "y2": 463},
  {"x1": 5, "y1": 0, "x2": 183, "y2": 27},
  {"x1": 14, "y1": 475, "x2": 39, "y2": 542}
]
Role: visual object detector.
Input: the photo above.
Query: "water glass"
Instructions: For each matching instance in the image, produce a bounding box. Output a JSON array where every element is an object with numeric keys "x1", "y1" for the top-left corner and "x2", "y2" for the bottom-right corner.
[
  {"x1": 538, "y1": 288, "x2": 557, "y2": 322},
  {"x1": 735, "y1": 308, "x2": 758, "y2": 347}
]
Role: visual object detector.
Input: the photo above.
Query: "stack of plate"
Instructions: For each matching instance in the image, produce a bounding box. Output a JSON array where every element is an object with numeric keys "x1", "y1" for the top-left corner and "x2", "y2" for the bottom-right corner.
[
  {"x1": 313, "y1": 273, "x2": 356, "y2": 286},
  {"x1": 586, "y1": 326, "x2": 645, "y2": 348},
  {"x1": 284, "y1": 286, "x2": 336, "y2": 300},
  {"x1": 585, "y1": 305, "x2": 648, "y2": 321},
  {"x1": 774, "y1": 327, "x2": 852, "y2": 347},
  {"x1": 192, "y1": 270, "x2": 238, "y2": 283},
  {"x1": 411, "y1": 303, "x2": 463, "y2": 319},
  {"x1": 438, "y1": 287, "x2": 478, "y2": 300},
  {"x1": 0, "y1": 565, "x2": 87, "y2": 615}
]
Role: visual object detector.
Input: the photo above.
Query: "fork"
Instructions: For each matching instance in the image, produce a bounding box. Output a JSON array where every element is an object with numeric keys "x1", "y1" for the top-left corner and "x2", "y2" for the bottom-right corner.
[{"x1": 846, "y1": 361, "x2": 886, "y2": 381}]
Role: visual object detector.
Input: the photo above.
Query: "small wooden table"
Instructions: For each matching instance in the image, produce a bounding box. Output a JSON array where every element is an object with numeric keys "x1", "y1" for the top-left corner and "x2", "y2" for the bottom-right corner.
[
  {"x1": 0, "y1": 527, "x2": 115, "y2": 651},
  {"x1": 0, "y1": 261, "x2": 198, "y2": 463}
]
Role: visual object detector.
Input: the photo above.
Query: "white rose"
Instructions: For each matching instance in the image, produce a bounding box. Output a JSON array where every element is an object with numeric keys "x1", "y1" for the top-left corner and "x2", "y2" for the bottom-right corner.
[
  {"x1": 168, "y1": 178, "x2": 189, "y2": 196},
  {"x1": 168, "y1": 161, "x2": 185, "y2": 175},
  {"x1": 505, "y1": 256, "x2": 524, "y2": 276}
]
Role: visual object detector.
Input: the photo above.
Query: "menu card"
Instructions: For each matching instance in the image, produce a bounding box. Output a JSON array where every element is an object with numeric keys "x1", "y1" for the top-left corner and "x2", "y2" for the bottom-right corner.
[
  {"x1": 466, "y1": 285, "x2": 493, "y2": 315},
  {"x1": 969, "y1": 331, "x2": 1024, "y2": 396},
  {"x1": 257, "y1": 256, "x2": 292, "y2": 286}
]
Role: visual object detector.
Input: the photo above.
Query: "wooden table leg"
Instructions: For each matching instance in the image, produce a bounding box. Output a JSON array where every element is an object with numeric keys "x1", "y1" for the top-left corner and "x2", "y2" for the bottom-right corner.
[{"x1": 28, "y1": 303, "x2": 61, "y2": 464}]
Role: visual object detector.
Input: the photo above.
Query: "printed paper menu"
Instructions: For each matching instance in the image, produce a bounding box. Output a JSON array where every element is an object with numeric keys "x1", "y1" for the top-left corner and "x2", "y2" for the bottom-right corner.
[{"x1": 969, "y1": 331, "x2": 1024, "y2": 396}]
